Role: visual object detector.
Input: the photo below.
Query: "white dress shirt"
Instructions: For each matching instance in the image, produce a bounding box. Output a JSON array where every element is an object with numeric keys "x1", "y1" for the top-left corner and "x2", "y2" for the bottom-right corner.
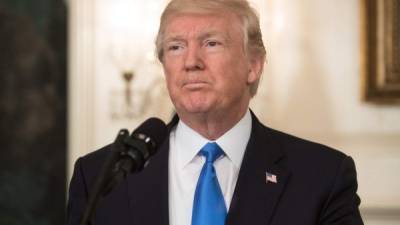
[{"x1": 168, "y1": 110, "x2": 252, "y2": 225}]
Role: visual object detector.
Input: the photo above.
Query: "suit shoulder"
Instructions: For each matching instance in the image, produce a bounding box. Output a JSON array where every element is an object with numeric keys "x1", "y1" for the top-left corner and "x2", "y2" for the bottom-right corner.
[
  {"x1": 260, "y1": 124, "x2": 348, "y2": 163},
  {"x1": 73, "y1": 144, "x2": 114, "y2": 181},
  {"x1": 257, "y1": 125, "x2": 356, "y2": 191},
  {"x1": 80, "y1": 144, "x2": 113, "y2": 165}
]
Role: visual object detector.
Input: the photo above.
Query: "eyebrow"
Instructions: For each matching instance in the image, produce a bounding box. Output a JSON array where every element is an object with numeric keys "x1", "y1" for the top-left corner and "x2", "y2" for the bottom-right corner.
[
  {"x1": 198, "y1": 31, "x2": 229, "y2": 42},
  {"x1": 163, "y1": 35, "x2": 187, "y2": 44},
  {"x1": 163, "y1": 30, "x2": 231, "y2": 45}
]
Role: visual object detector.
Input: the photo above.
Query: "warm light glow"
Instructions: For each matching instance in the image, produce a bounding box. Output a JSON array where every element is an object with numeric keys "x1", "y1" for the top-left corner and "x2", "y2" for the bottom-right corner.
[
  {"x1": 98, "y1": 0, "x2": 167, "y2": 71},
  {"x1": 272, "y1": 8, "x2": 286, "y2": 34}
]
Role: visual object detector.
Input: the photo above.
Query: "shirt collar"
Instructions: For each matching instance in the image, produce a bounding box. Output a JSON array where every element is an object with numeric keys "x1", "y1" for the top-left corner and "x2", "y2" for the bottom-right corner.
[{"x1": 175, "y1": 109, "x2": 252, "y2": 170}]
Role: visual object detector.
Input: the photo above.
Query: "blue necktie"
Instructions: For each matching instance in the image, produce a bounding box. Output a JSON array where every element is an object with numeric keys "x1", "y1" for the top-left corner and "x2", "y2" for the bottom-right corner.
[{"x1": 191, "y1": 142, "x2": 227, "y2": 225}]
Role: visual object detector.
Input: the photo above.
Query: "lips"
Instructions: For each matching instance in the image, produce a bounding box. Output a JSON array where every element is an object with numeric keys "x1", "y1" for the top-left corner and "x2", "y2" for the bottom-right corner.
[{"x1": 183, "y1": 80, "x2": 209, "y2": 89}]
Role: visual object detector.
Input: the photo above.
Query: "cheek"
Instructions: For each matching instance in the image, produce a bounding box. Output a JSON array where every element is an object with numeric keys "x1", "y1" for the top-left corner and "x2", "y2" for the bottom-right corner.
[
  {"x1": 213, "y1": 60, "x2": 249, "y2": 89},
  {"x1": 163, "y1": 70, "x2": 177, "y2": 96},
  {"x1": 163, "y1": 56, "x2": 183, "y2": 73},
  {"x1": 165, "y1": 75, "x2": 179, "y2": 96},
  {"x1": 164, "y1": 74, "x2": 185, "y2": 106},
  {"x1": 163, "y1": 62, "x2": 181, "y2": 85}
]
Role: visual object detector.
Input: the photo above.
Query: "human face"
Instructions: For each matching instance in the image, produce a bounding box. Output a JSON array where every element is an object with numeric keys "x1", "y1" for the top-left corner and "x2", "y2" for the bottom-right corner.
[{"x1": 161, "y1": 12, "x2": 261, "y2": 118}]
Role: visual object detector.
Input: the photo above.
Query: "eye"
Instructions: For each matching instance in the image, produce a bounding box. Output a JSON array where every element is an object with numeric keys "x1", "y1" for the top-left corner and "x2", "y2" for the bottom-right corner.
[
  {"x1": 167, "y1": 44, "x2": 182, "y2": 51},
  {"x1": 164, "y1": 41, "x2": 186, "y2": 56},
  {"x1": 167, "y1": 44, "x2": 183, "y2": 51},
  {"x1": 205, "y1": 40, "x2": 221, "y2": 47},
  {"x1": 203, "y1": 39, "x2": 224, "y2": 53}
]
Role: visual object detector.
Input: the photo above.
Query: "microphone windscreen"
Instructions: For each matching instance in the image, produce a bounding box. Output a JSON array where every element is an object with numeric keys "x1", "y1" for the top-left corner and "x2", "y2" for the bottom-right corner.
[{"x1": 132, "y1": 117, "x2": 168, "y2": 147}]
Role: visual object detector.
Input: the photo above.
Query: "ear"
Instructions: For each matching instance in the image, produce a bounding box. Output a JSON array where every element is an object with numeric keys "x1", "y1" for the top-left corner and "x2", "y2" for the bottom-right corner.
[{"x1": 247, "y1": 54, "x2": 265, "y2": 85}]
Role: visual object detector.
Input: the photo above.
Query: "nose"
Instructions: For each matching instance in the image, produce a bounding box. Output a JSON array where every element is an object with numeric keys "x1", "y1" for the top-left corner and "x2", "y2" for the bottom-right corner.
[{"x1": 184, "y1": 44, "x2": 204, "y2": 72}]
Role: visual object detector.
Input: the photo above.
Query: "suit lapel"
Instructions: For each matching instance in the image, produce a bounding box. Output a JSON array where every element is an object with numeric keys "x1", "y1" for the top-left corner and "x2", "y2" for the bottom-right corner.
[
  {"x1": 226, "y1": 114, "x2": 291, "y2": 225},
  {"x1": 126, "y1": 116, "x2": 179, "y2": 225}
]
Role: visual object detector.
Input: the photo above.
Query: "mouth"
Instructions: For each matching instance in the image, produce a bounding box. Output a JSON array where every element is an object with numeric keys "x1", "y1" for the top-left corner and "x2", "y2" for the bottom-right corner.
[{"x1": 183, "y1": 80, "x2": 208, "y2": 90}]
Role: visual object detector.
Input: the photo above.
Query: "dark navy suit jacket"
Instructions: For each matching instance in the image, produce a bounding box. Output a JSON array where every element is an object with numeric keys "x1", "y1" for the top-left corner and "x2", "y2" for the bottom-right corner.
[{"x1": 67, "y1": 113, "x2": 364, "y2": 225}]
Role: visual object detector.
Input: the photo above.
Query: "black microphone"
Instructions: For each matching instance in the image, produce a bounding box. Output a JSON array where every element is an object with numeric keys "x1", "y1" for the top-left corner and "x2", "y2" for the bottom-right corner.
[
  {"x1": 103, "y1": 117, "x2": 168, "y2": 195},
  {"x1": 108, "y1": 118, "x2": 168, "y2": 188},
  {"x1": 79, "y1": 117, "x2": 167, "y2": 225}
]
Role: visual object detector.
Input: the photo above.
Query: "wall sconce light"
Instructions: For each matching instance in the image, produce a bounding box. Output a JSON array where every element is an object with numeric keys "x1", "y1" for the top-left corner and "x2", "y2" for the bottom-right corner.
[{"x1": 101, "y1": 0, "x2": 172, "y2": 121}]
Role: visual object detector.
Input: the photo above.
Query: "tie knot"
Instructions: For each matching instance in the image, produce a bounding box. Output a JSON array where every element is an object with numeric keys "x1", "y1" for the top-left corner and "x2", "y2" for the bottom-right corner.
[{"x1": 200, "y1": 142, "x2": 224, "y2": 163}]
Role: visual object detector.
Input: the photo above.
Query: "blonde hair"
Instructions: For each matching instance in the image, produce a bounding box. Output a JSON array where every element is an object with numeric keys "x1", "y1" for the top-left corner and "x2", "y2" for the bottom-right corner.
[{"x1": 155, "y1": 0, "x2": 266, "y2": 96}]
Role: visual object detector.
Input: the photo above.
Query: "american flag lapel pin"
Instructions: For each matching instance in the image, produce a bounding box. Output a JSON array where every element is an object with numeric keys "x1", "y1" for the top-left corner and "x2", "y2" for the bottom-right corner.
[{"x1": 266, "y1": 171, "x2": 277, "y2": 184}]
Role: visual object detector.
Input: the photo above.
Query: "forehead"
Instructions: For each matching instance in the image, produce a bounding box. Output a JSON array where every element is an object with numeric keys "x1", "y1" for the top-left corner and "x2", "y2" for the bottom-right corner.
[{"x1": 163, "y1": 12, "x2": 243, "y2": 40}]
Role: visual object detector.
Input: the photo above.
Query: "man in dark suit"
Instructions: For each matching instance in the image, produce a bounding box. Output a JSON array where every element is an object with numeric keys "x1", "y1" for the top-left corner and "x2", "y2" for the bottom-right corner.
[{"x1": 67, "y1": 0, "x2": 364, "y2": 224}]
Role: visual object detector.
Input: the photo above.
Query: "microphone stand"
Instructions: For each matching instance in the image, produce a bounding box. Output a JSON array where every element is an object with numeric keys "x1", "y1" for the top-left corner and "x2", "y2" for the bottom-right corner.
[
  {"x1": 77, "y1": 117, "x2": 166, "y2": 225},
  {"x1": 79, "y1": 129, "x2": 131, "y2": 225}
]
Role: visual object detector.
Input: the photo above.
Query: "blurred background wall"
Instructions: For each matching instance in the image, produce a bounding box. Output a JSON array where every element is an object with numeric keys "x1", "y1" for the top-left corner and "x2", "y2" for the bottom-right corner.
[
  {"x1": 69, "y1": 0, "x2": 400, "y2": 224},
  {"x1": 0, "y1": 0, "x2": 67, "y2": 224}
]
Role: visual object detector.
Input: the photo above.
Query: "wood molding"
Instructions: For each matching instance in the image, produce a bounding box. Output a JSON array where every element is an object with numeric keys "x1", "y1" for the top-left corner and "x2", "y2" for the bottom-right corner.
[{"x1": 67, "y1": 0, "x2": 97, "y2": 179}]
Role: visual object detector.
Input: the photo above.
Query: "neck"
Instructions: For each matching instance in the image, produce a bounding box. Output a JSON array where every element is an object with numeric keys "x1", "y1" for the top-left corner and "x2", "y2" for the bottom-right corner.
[{"x1": 178, "y1": 106, "x2": 248, "y2": 140}]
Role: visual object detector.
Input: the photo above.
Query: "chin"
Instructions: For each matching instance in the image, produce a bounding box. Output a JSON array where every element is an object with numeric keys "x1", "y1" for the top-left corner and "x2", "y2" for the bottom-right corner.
[
  {"x1": 178, "y1": 102, "x2": 215, "y2": 115},
  {"x1": 184, "y1": 106, "x2": 210, "y2": 114}
]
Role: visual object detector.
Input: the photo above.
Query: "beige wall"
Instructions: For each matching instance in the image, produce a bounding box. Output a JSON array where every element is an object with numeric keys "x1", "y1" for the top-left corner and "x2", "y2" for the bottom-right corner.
[
  {"x1": 251, "y1": 0, "x2": 400, "y2": 210},
  {"x1": 68, "y1": 0, "x2": 400, "y2": 223}
]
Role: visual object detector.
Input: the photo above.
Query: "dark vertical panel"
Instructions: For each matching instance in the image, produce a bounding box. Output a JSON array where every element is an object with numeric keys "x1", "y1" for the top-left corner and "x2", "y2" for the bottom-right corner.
[
  {"x1": 388, "y1": 0, "x2": 400, "y2": 82},
  {"x1": 0, "y1": 0, "x2": 67, "y2": 224}
]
